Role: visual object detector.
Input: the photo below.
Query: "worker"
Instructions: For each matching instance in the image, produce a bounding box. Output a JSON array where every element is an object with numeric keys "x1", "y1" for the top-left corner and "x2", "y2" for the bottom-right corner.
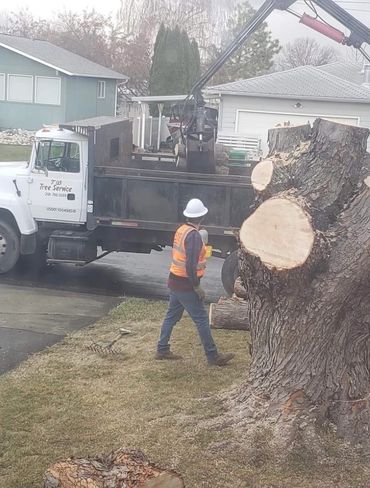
[{"x1": 156, "y1": 198, "x2": 235, "y2": 366}]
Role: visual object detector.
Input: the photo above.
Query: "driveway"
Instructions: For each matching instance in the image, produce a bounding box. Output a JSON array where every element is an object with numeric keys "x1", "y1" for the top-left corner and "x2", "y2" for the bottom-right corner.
[
  {"x1": 0, "y1": 284, "x2": 119, "y2": 374},
  {"x1": 0, "y1": 250, "x2": 225, "y2": 374}
]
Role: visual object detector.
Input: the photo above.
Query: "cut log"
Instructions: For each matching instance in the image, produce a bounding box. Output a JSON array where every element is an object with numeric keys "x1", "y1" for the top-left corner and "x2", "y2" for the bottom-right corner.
[
  {"x1": 240, "y1": 196, "x2": 315, "y2": 270},
  {"x1": 209, "y1": 297, "x2": 250, "y2": 331},
  {"x1": 251, "y1": 157, "x2": 294, "y2": 199},
  {"x1": 251, "y1": 158, "x2": 274, "y2": 192},
  {"x1": 43, "y1": 449, "x2": 184, "y2": 488}
]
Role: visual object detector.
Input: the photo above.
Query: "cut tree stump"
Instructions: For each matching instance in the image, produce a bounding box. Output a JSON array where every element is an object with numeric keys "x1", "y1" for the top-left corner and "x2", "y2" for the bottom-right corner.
[
  {"x1": 209, "y1": 297, "x2": 250, "y2": 331},
  {"x1": 267, "y1": 123, "x2": 311, "y2": 155},
  {"x1": 224, "y1": 118, "x2": 370, "y2": 455},
  {"x1": 43, "y1": 449, "x2": 184, "y2": 488}
]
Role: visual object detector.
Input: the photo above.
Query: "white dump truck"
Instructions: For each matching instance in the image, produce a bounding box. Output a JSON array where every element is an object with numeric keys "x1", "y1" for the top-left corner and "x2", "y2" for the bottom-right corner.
[{"x1": 0, "y1": 117, "x2": 254, "y2": 293}]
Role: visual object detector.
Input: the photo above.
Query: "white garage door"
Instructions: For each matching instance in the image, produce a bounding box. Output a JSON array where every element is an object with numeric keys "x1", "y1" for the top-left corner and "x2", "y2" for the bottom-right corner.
[{"x1": 236, "y1": 110, "x2": 359, "y2": 155}]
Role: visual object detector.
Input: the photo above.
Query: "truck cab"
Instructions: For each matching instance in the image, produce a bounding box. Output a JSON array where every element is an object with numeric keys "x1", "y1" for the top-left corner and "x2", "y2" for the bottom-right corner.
[
  {"x1": 26, "y1": 127, "x2": 88, "y2": 224},
  {"x1": 0, "y1": 126, "x2": 88, "y2": 273}
]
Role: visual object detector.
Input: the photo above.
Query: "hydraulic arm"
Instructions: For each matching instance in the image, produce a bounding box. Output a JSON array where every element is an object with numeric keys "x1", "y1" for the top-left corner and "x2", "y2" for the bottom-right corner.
[{"x1": 182, "y1": 0, "x2": 370, "y2": 173}]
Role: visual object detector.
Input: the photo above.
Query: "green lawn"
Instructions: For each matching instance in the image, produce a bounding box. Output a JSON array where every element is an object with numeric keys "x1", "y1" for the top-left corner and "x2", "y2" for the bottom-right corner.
[
  {"x1": 0, "y1": 298, "x2": 369, "y2": 488},
  {"x1": 0, "y1": 144, "x2": 31, "y2": 162}
]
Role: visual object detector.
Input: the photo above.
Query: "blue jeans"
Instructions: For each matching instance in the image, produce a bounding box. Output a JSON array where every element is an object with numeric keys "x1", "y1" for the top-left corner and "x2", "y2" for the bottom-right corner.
[{"x1": 157, "y1": 289, "x2": 218, "y2": 361}]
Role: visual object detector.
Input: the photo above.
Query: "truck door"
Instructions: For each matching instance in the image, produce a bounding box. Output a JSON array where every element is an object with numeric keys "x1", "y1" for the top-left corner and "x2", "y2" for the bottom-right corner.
[{"x1": 28, "y1": 139, "x2": 85, "y2": 223}]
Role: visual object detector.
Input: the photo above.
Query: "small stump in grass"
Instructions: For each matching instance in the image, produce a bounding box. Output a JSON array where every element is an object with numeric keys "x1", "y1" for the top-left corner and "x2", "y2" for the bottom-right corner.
[{"x1": 44, "y1": 448, "x2": 184, "y2": 488}]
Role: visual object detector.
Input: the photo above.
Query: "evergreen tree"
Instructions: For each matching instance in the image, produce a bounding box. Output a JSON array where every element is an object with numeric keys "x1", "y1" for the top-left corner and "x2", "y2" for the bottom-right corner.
[
  {"x1": 190, "y1": 39, "x2": 201, "y2": 88},
  {"x1": 149, "y1": 25, "x2": 201, "y2": 114},
  {"x1": 206, "y1": 1, "x2": 280, "y2": 85}
]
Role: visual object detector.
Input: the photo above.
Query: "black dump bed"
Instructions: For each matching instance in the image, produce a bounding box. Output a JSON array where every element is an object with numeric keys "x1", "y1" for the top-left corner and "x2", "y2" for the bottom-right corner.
[
  {"x1": 93, "y1": 166, "x2": 255, "y2": 236},
  {"x1": 61, "y1": 117, "x2": 256, "y2": 248}
]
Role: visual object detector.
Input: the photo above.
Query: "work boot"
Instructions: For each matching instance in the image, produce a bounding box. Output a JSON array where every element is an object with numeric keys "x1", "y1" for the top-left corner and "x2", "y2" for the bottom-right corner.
[
  {"x1": 208, "y1": 352, "x2": 235, "y2": 366},
  {"x1": 155, "y1": 351, "x2": 183, "y2": 360}
]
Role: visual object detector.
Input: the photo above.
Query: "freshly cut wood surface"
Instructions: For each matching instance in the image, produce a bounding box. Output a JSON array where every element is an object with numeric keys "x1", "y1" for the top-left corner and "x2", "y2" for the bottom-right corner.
[
  {"x1": 251, "y1": 159, "x2": 273, "y2": 192},
  {"x1": 240, "y1": 197, "x2": 315, "y2": 270},
  {"x1": 365, "y1": 176, "x2": 370, "y2": 188}
]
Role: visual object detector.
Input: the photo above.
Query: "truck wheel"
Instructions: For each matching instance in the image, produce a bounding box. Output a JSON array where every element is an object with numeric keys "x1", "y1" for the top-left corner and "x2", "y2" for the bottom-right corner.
[
  {"x1": 0, "y1": 220, "x2": 20, "y2": 273},
  {"x1": 221, "y1": 250, "x2": 239, "y2": 296}
]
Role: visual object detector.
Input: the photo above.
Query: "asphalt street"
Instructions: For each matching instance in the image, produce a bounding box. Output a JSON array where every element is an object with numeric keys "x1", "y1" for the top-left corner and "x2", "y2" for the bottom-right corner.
[{"x1": 0, "y1": 249, "x2": 225, "y2": 374}]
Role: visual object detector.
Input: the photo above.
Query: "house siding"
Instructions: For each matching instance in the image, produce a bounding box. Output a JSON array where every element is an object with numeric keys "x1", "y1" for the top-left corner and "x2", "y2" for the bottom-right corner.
[
  {"x1": 0, "y1": 47, "x2": 118, "y2": 130},
  {"x1": 65, "y1": 77, "x2": 116, "y2": 123},
  {"x1": 219, "y1": 95, "x2": 370, "y2": 151},
  {"x1": 0, "y1": 47, "x2": 66, "y2": 129}
]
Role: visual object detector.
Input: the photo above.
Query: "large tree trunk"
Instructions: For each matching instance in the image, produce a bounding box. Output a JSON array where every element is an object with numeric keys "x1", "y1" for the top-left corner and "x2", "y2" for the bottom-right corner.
[
  {"x1": 227, "y1": 119, "x2": 370, "y2": 455},
  {"x1": 44, "y1": 449, "x2": 184, "y2": 488}
]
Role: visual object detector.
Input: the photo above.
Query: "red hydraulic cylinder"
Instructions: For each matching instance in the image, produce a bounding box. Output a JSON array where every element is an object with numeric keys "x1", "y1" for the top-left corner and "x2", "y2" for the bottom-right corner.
[{"x1": 300, "y1": 13, "x2": 347, "y2": 44}]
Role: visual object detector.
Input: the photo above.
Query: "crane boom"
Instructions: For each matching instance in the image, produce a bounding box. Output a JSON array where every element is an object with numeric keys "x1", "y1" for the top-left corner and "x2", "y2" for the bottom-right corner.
[{"x1": 181, "y1": 0, "x2": 370, "y2": 174}]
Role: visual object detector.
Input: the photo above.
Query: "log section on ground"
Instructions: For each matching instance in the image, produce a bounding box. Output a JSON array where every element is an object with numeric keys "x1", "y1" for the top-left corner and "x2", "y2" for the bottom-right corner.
[
  {"x1": 209, "y1": 297, "x2": 250, "y2": 331},
  {"x1": 43, "y1": 448, "x2": 184, "y2": 488},
  {"x1": 228, "y1": 118, "x2": 370, "y2": 455}
]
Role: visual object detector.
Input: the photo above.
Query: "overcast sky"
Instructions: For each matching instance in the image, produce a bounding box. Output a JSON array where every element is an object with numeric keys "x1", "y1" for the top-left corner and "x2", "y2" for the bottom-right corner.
[{"x1": 3, "y1": 0, "x2": 370, "y2": 58}]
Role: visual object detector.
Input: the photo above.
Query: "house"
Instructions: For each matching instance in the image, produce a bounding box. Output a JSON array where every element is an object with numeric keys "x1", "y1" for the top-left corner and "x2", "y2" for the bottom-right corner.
[
  {"x1": 206, "y1": 62, "x2": 370, "y2": 154},
  {"x1": 0, "y1": 33, "x2": 128, "y2": 130}
]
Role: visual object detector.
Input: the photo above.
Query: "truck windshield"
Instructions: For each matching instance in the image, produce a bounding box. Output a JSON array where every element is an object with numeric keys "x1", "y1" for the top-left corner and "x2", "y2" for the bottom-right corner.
[{"x1": 35, "y1": 140, "x2": 80, "y2": 173}]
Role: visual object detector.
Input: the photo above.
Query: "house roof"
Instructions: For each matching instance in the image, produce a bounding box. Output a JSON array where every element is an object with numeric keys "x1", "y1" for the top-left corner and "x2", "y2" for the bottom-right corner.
[
  {"x1": 318, "y1": 61, "x2": 365, "y2": 85},
  {"x1": 206, "y1": 65, "x2": 370, "y2": 103},
  {"x1": 0, "y1": 33, "x2": 128, "y2": 80}
]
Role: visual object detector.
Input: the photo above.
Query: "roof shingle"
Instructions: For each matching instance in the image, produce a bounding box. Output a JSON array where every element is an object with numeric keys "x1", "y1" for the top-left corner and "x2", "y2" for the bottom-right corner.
[
  {"x1": 0, "y1": 33, "x2": 127, "y2": 80},
  {"x1": 318, "y1": 61, "x2": 365, "y2": 85},
  {"x1": 207, "y1": 65, "x2": 370, "y2": 102}
]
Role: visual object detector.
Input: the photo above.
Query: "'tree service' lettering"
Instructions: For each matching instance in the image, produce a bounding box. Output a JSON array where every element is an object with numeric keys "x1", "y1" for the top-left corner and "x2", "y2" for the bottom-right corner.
[{"x1": 40, "y1": 179, "x2": 72, "y2": 194}]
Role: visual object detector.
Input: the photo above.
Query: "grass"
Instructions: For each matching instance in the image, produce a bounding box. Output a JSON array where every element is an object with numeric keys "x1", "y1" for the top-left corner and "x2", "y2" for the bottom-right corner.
[
  {"x1": 0, "y1": 298, "x2": 369, "y2": 488},
  {"x1": 0, "y1": 144, "x2": 31, "y2": 161}
]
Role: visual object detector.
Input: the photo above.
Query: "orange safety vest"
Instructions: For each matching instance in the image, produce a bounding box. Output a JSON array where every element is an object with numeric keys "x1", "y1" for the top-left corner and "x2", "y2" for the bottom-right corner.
[{"x1": 170, "y1": 224, "x2": 207, "y2": 278}]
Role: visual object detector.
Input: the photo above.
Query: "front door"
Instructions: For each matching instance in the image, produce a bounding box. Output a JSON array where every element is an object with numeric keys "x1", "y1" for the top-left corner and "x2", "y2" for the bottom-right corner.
[{"x1": 28, "y1": 139, "x2": 85, "y2": 223}]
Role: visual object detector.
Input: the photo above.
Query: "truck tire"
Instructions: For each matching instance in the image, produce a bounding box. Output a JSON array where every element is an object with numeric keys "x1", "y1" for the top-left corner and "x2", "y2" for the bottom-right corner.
[
  {"x1": 0, "y1": 220, "x2": 20, "y2": 273},
  {"x1": 221, "y1": 250, "x2": 239, "y2": 296}
]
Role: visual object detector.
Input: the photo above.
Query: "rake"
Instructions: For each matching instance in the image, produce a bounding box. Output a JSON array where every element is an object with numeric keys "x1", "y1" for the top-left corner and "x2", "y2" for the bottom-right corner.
[{"x1": 88, "y1": 328, "x2": 132, "y2": 355}]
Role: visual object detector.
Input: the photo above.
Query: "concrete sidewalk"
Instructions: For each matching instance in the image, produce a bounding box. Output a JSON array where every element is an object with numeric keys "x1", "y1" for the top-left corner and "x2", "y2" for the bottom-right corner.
[{"x1": 0, "y1": 283, "x2": 120, "y2": 374}]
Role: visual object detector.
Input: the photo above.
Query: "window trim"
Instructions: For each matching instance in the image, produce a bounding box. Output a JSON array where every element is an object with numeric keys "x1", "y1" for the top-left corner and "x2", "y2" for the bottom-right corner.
[
  {"x1": 0, "y1": 73, "x2": 5, "y2": 101},
  {"x1": 7, "y1": 74, "x2": 34, "y2": 103},
  {"x1": 97, "y1": 80, "x2": 106, "y2": 99},
  {"x1": 34, "y1": 75, "x2": 62, "y2": 106}
]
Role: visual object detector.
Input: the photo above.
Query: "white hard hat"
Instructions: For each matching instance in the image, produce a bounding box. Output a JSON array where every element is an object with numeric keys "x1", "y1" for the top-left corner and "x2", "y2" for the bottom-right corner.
[{"x1": 183, "y1": 199, "x2": 208, "y2": 218}]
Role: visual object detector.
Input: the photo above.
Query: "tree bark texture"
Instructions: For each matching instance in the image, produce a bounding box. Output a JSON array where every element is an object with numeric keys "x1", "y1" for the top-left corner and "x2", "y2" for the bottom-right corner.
[
  {"x1": 234, "y1": 277, "x2": 248, "y2": 300},
  {"x1": 209, "y1": 297, "x2": 250, "y2": 331},
  {"x1": 232, "y1": 119, "x2": 370, "y2": 454},
  {"x1": 43, "y1": 449, "x2": 184, "y2": 488},
  {"x1": 268, "y1": 123, "x2": 311, "y2": 156}
]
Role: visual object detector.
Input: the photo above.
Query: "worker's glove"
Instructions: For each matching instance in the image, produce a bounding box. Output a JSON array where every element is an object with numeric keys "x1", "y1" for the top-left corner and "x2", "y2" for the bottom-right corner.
[{"x1": 194, "y1": 285, "x2": 206, "y2": 302}]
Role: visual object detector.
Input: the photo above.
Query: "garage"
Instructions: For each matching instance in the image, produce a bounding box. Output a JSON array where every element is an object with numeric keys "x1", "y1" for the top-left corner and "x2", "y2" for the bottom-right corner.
[
  {"x1": 236, "y1": 110, "x2": 359, "y2": 154},
  {"x1": 206, "y1": 63, "x2": 370, "y2": 155}
]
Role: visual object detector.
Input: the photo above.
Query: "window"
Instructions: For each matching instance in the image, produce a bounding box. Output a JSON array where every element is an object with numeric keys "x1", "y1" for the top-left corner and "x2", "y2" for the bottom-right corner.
[
  {"x1": 8, "y1": 74, "x2": 33, "y2": 102},
  {"x1": 35, "y1": 77, "x2": 61, "y2": 105},
  {"x1": 0, "y1": 74, "x2": 5, "y2": 100},
  {"x1": 35, "y1": 140, "x2": 80, "y2": 173},
  {"x1": 97, "y1": 80, "x2": 106, "y2": 99}
]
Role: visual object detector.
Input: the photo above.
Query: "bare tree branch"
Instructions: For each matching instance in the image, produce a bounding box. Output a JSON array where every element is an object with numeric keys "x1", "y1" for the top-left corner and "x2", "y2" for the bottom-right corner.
[{"x1": 276, "y1": 37, "x2": 338, "y2": 71}]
